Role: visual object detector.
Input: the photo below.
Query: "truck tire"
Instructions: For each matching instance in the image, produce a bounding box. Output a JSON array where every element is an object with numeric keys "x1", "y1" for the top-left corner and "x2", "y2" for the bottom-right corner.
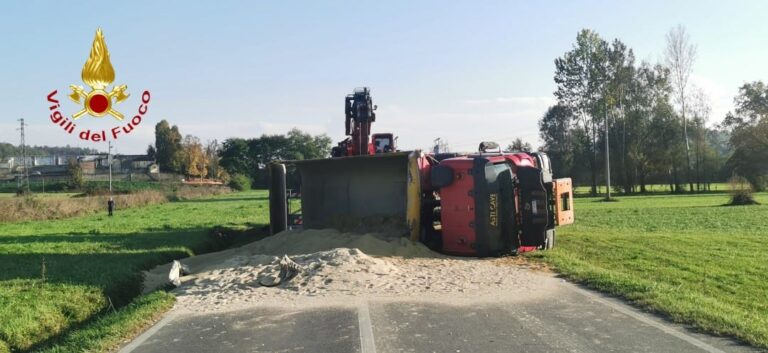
[{"x1": 544, "y1": 229, "x2": 555, "y2": 250}]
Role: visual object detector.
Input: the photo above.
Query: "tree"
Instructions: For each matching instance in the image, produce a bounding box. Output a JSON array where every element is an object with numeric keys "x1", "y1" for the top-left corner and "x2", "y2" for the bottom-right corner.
[
  {"x1": 554, "y1": 29, "x2": 610, "y2": 195},
  {"x1": 543, "y1": 29, "x2": 726, "y2": 195},
  {"x1": 181, "y1": 135, "x2": 208, "y2": 180},
  {"x1": 665, "y1": 24, "x2": 698, "y2": 192},
  {"x1": 218, "y1": 138, "x2": 251, "y2": 177},
  {"x1": 722, "y1": 81, "x2": 768, "y2": 190},
  {"x1": 0, "y1": 144, "x2": 97, "y2": 161},
  {"x1": 504, "y1": 138, "x2": 533, "y2": 153},
  {"x1": 645, "y1": 96, "x2": 683, "y2": 192},
  {"x1": 217, "y1": 129, "x2": 333, "y2": 188},
  {"x1": 627, "y1": 63, "x2": 673, "y2": 192},
  {"x1": 67, "y1": 158, "x2": 84, "y2": 190},
  {"x1": 154, "y1": 120, "x2": 183, "y2": 173},
  {"x1": 602, "y1": 39, "x2": 635, "y2": 195},
  {"x1": 688, "y1": 87, "x2": 712, "y2": 191},
  {"x1": 286, "y1": 128, "x2": 333, "y2": 160},
  {"x1": 204, "y1": 139, "x2": 221, "y2": 179},
  {"x1": 146, "y1": 145, "x2": 156, "y2": 160}
]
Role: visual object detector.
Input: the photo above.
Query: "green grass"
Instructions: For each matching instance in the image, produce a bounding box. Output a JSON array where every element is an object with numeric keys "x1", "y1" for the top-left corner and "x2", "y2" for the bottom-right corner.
[
  {"x1": 0, "y1": 190, "x2": 269, "y2": 352},
  {"x1": 532, "y1": 192, "x2": 768, "y2": 347},
  {"x1": 33, "y1": 291, "x2": 176, "y2": 353}
]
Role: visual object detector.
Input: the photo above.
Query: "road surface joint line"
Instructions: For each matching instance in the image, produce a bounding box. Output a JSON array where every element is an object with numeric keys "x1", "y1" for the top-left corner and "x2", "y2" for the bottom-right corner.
[
  {"x1": 117, "y1": 309, "x2": 181, "y2": 353},
  {"x1": 570, "y1": 285, "x2": 726, "y2": 353},
  {"x1": 358, "y1": 301, "x2": 377, "y2": 353}
]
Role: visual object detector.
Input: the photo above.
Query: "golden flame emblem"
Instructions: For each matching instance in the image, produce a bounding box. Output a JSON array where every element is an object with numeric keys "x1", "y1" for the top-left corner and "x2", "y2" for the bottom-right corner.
[{"x1": 69, "y1": 28, "x2": 129, "y2": 120}]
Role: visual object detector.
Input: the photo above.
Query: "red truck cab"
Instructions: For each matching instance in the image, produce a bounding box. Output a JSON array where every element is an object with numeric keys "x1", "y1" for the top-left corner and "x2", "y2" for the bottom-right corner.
[{"x1": 426, "y1": 152, "x2": 571, "y2": 256}]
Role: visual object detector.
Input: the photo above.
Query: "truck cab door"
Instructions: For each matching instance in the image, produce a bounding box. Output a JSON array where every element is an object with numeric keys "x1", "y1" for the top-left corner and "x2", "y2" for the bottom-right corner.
[{"x1": 516, "y1": 166, "x2": 548, "y2": 247}]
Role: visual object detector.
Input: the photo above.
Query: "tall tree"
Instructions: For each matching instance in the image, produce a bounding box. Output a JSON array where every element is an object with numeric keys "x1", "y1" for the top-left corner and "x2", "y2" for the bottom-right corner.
[
  {"x1": 554, "y1": 29, "x2": 609, "y2": 195},
  {"x1": 204, "y1": 139, "x2": 221, "y2": 179},
  {"x1": 628, "y1": 63, "x2": 673, "y2": 192},
  {"x1": 66, "y1": 158, "x2": 84, "y2": 189},
  {"x1": 722, "y1": 81, "x2": 768, "y2": 190},
  {"x1": 687, "y1": 87, "x2": 712, "y2": 191},
  {"x1": 539, "y1": 104, "x2": 575, "y2": 178},
  {"x1": 154, "y1": 120, "x2": 183, "y2": 173},
  {"x1": 665, "y1": 24, "x2": 698, "y2": 192},
  {"x1": 181, "y1": 135, "x2": 208, "y2": 180},
  {"x1": 602, "y1": 39, "x2": 635, "y2": 196}
]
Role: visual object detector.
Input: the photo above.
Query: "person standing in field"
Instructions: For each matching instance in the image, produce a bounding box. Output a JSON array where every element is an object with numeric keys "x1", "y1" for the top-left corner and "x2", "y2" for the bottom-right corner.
[{"x1": 108, "y1": 197, "x2": 115, "y2": 217}]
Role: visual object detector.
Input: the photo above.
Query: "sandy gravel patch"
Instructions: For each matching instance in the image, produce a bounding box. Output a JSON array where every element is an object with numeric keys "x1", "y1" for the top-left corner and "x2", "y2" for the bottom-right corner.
[{"x1": 143, "y1": 229, "x2": 552, "y2": 312}]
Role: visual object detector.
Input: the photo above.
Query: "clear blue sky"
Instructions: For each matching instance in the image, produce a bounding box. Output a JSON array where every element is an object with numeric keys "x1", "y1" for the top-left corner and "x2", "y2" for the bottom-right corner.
[{"x1": 1, "y1": 0, "x2": 766, "y2": 154}]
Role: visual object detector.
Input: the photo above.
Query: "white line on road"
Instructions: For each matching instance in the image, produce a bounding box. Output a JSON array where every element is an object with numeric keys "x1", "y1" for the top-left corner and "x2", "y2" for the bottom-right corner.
[
  {"x1": 570, "y1": 286, "x2": 726, "y2": 353},
  {"x1": 358, "y1": 301, "x2": 378, "y2": 353}
]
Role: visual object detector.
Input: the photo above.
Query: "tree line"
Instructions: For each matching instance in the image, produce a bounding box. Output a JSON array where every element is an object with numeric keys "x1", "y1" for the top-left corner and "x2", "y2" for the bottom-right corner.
[
  {"x1": 152, "y1": 120, "x2": 222, "y2": 182},
  {"x1": 538, "y1": 27, "x2": 767, "y2": 194},
  {"x1": 217, "y1": 129, "x2": 332, "y2": 188},
  {"x1": 0, "y1": 144, "x2": 97, "y2": 161},
  {"x1": 152, "y1": 120, "x2": 332, "y2": 188}
]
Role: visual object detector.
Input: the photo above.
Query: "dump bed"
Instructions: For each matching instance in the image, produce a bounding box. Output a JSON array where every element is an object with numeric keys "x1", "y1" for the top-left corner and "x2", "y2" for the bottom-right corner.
[{"x1": 291, "y1": 152, "x2": 422, "y2": 238}]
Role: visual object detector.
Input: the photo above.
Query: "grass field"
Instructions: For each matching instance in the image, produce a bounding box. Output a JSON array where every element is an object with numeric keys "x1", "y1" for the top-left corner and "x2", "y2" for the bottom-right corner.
[
  {"x1": 531, "y1": 192, "x2": 768, "y2": 347},
  {"x1": 572, "y1": 183, "x2": 732, "y2": 196},
  {"x1": 0, "y1": 190, "x2": 269, "y2": 353},
  {"x1": 4, "y1": 187, "x2": 767, "y2": 351}
]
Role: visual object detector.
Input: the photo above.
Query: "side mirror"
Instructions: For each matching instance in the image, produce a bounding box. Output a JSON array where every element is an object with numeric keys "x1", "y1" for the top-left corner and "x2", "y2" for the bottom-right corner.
[{"x1": 373, "y1": 105, "x2": 378, "y2": 111}]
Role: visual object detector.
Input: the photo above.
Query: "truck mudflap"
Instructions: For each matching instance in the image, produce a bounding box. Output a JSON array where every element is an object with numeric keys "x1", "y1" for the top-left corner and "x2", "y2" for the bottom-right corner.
[{"x1": 553, "y1": 178, "x2": 574, "y2": 225}]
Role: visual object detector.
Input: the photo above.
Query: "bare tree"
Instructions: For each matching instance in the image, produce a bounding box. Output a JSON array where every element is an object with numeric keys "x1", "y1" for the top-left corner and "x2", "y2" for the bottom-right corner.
[
  {"x1": 205, "y1": 139, "x2": 220, "y2": 179},
  {"x1": 687, "y1": 87, "x2": 711, "y2": 191},
  {"x1": 665, "y1": 24, "x2": 697, "y2": 192}
]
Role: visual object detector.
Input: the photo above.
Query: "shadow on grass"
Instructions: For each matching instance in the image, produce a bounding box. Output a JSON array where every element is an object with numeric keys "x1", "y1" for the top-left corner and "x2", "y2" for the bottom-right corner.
[
  {"x1": 177, "y1": 196, "x2": 268, "y2": 203},
  {"x1": 0, "y1": 224, "x2": 269, "y2": 352},
  {"x1": 592, "y1": 198, "x2": 621, "y2": 203},
  {"x1": 0, "y1": 227, "x2": 269, "y2": 299}
]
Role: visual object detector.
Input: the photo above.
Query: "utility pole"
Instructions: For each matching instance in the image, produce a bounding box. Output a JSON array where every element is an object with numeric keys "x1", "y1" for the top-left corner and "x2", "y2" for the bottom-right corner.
[
  {"x1": 108, "y1": 141, "x2": 113, "y2": 195},
  {"x1": 604, "y1": 106, "x2": 611, "y2": 201},
  {"x1": 18, "y1": 119, "x2": 30, "y2": 194}
]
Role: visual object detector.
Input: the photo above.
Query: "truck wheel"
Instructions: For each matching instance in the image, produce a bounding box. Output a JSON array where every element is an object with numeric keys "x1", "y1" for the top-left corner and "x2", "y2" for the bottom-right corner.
[{"x1": 544, "y1": 229, "x2": 555, "y2": 250}]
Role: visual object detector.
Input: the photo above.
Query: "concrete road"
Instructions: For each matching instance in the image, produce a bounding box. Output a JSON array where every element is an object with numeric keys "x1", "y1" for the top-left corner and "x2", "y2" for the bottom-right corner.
[{"x1": 119, "y1": 282, "x2": 760, "y2": 353}]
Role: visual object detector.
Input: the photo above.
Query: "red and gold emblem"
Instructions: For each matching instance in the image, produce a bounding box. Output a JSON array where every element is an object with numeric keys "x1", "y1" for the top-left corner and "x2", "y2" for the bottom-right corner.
[{"x1": 68, "y1": 28, "x2": 129, "y2": 120}]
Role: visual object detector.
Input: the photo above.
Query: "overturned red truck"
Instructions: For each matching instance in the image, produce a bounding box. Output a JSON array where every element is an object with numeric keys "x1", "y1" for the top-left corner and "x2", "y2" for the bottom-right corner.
[{"x1": 269, "y1": 88, "x2": 573, "y2": 257}]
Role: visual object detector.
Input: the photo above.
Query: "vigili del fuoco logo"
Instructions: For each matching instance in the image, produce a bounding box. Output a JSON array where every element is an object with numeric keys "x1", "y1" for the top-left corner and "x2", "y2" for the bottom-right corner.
[{"x1": 46, "y1": 28, "x2": 151, "y2": 142}]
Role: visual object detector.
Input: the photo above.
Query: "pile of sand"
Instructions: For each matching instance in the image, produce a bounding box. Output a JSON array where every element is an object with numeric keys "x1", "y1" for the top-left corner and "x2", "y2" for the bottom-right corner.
[
  {"x1": 143, "y1": 229, "x2": 436, "y2": 293},
  {"x1": 176, "y1": 248, "x2": 399, "y2": 299},
  {"x1": 241, "y1": 228, "x2": 439, "y2": 258},
  {"x1": 143, "y1": 229, "x2": 544, "y2": 312}
]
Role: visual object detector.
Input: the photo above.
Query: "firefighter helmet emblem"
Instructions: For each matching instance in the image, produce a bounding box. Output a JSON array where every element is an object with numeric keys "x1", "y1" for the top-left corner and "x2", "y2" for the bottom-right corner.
[{"x1": 68, "y1": 28, "x2": 129, "y2": 120}]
